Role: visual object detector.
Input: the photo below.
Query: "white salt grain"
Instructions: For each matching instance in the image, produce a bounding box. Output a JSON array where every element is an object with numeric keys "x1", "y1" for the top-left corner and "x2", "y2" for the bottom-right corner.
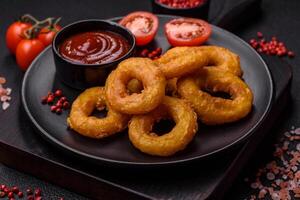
[
  {"x1": 6, "y1": 88, "x2": 11, "y2": 95},
  {"x1": 2, "y1": 102, "x2": 10, "y2": 110},
  {"x1": 295, "y1": 127, "x2": 300, "y2": 135},
  {"x1": 296, "y1": 143, "x2": 300, "y2": 151},
  {"x1": 267, "y1": 172, "x2": 275, "y2": 180}
]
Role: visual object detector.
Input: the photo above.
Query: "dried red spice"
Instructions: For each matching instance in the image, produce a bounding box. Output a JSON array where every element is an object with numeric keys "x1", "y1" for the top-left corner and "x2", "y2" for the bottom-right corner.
[
  {"x1": 157, "y1": 0, "x2": 205, "y2": 8},
  {"x1": 138, "y1": 47, "x2": 162, "y2": 60},
  {"x1": 41, "y1": 89, "x2": 70, "y2": 115},
  {"x1": 249, "y1": 32, "x2": 295, "y2": 58}
]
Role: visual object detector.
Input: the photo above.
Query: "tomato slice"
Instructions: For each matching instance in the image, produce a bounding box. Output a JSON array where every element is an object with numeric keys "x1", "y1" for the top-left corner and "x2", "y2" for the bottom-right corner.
[
  {"x1": 165, "y1": 18, "x2": 212, "y2": 47},
  {"x1": 119, "y1": 11, "x2": 159, "y2": 46}
]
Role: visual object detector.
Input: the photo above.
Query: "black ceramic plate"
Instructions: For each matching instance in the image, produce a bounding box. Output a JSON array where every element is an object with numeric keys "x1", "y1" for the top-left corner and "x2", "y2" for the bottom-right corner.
[{"x1": 22, "y1": 15, "x2": 273, "y2": 167}]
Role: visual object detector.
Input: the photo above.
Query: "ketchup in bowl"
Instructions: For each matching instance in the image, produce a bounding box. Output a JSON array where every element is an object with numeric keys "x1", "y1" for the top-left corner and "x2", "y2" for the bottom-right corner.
[{"x1": 59, "y1": 31, "x2": 130, "y2": 64}]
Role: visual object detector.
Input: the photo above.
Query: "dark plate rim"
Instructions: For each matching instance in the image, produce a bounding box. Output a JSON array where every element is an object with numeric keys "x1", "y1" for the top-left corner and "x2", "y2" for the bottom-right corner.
[{"x1": 21, "y1": 14, "x2": 274, "y2": 167}]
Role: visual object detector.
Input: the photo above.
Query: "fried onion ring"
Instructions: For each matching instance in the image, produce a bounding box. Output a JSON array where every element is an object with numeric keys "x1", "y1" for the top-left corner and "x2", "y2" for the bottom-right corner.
[
  {"x1": 197, "y1": 46, "x2": 242, "y2": 76},
  {"x1": 106, "y1": 57, "x2": 166, "y2": 114},
  {"x1": 154, "y1": 47, "x2": 208, "y2": 79},
  {"x1": 67, "y1": 87, "x2": 129, "y2": 139},
  {"x1": 128, "y1": 96, "x2": 198, "y2": 156},
  {"x1": 177, "y1": 68, "x2": 253, "y2": 125}
]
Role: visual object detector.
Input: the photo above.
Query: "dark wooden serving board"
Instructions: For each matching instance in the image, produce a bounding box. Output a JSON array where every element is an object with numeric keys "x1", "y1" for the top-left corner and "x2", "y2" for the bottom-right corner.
[{"x1": 0, "y1": 53, "x2": 291, "y2": 199}]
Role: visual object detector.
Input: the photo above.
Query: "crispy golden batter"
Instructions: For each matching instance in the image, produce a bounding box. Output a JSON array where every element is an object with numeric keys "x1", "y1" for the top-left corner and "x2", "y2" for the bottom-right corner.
[
  {"x1": 128, "y1": 96, "x2": 198, "y2": 156},
  {"x1": 154, "y1": 47, "x2": 208, "y2": 79},
  {"x1": 67, "y1": 87, "x2": 129, "y2": 139},
  {"x1": 105, "y1": 58, "x2": 166, "y2": 114},
  {"x1": 196, "y1": 46, "x2": 242, "y2": 76},
  {"x1": 177, "y1": 68, "x2": 253, "y2": 125}
]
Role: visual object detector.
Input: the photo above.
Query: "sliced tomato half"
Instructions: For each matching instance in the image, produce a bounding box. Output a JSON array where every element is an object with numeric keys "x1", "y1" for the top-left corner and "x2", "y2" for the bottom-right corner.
[
  {"x1": 119, "y1": 11, "x2": 159, "y2": 46},
  {"x1": 165, "y1": 18, "x2": 212, "y2": 47}
]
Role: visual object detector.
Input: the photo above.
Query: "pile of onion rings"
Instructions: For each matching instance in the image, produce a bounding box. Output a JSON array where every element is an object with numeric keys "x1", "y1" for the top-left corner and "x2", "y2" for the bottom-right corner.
[{"x1": 67, "y1": 45, "x2": 253, "y2": 157}]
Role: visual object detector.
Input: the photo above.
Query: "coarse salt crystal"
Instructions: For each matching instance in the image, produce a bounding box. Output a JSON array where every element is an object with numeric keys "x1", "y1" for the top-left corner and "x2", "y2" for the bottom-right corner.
[
  {"x1": 2, "y1": 101, "x2": 10, "y2": 110},
  {"x1": 275, "y1": 179, "x2": 282, "y2": 185},
  {"x1": 271, "y1": 192, "x2": 280, "y2": 200},
  {"x1": 282, "y1": 175, "x2": 288, "y2": 180},
  {"x1": 5, "y1": 88, "x2": 11, "y2": 95},
  {"x1": 292, "y1": 166, "x2": 298, "y2": 172},
  {"x1": 295, "y1": 128, "x2": 300, "y2": 135},
  {"x1": 251, "y1": 182, "x2": 259, "y2": 189},
  {"x1": 267, "y1": 172, "x2": 275, "y2": 180},
  {"x1": 284, "y1": 131, "x2": 291, "y2": 137},
  {"x1": 0, "y1": 95, "x2": 9, "y2": 102},
  {"x1": 284, "y1": 141, "x2": 290, "y2": 147},
  {"x1": 296, "y1": 143, "x2": 300, "y2": 151},
  {"x1": 258, "y1": 188, "x2": 267, "y2": 198}
]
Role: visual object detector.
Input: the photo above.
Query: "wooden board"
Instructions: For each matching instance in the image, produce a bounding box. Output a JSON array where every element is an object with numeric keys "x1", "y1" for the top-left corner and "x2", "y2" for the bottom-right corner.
[{"x1": 0, "y1": 55, "x2": 291, "y2": 200}]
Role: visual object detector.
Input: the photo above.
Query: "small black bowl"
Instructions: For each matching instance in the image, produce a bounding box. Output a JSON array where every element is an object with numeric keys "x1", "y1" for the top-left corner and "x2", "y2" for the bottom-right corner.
[
  {"x1": 152, "y1": 0, "x2": 210, "y2": 19},
  {"x1": 52, "y1": 19, "x2": 135, "y2": 90}
]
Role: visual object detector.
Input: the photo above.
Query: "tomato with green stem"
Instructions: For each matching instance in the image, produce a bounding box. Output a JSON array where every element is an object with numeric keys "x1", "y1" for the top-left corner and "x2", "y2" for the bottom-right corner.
[
  {"x1": 6, "y1": 21, "x2": 32, "y2": 54},
  {"x1": 38, "y1": 24, "x2": 62, "y2": 46}
]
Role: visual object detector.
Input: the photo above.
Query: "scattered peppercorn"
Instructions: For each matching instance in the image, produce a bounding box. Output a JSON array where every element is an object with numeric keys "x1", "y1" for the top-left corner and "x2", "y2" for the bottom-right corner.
[
  {"x1": 0, "y1": 184, "x2": 6, "y2": 190},
  {"x1": 41, "y1": 89, "x2": 70, "y2": 115},
  {"x1": 157, "y1": 0, "x2": 204, "y2": 8},
  {"x1": 17, "y1": 191, "x2": 23, "y2": 198},
  {"x1": 34, "y1": 188, "x2": 42, "y2": 197},
  {"x1": 54, "y1": 89, "x2": 62, "y2": 97},
  {"x1": 63, "y1": 101, "x2": 70, "y2": 110},
  {"x1": 27, "y1": 195, "x2": 34, "y2": 200},
  {"x1": 249, "y1": 32, "x2": 295, "y2": 58},
  {"x1": 0, "y1": 191, "x2": 5, "y2": 198},
  {"x1": 12, "y1": 186, "x2": 19, "y2": 194},
  {"x1": 56, "y1": 108, "x2": 62, "y2": 115},
  {"x1": 4, "y1": 187, "x2": 11, "y2": 194},
  {"x1": 138, "y1": 47, "x2": 163, "y2": 60},
  {"x1": 7, "y1": 191, "x2": 14, "y2": 198}
]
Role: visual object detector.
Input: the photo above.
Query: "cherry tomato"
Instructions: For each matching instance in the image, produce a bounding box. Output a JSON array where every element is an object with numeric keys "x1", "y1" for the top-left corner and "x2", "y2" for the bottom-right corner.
[
  {"x1": 6, "y1": 21, "x2": 32, "y2": 54},
  {"x1": 16, "y1": 39, "x2": 45, "y2": 71},
  {"x1": 38, "y1": 25, "x2": 62, "y2": 46},
  {"x1": 119, "y1": 11, "x2": 159, "y2": 46},
  {"x1": 165, "y1": 18, "x2": 212, "y2": 47}
]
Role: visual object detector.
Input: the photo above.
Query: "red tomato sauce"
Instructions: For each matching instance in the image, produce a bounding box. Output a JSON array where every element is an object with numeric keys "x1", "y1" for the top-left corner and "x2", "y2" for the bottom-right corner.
[{"x1": 59, "y1": 31, "x2": 130, "y2": 64}]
